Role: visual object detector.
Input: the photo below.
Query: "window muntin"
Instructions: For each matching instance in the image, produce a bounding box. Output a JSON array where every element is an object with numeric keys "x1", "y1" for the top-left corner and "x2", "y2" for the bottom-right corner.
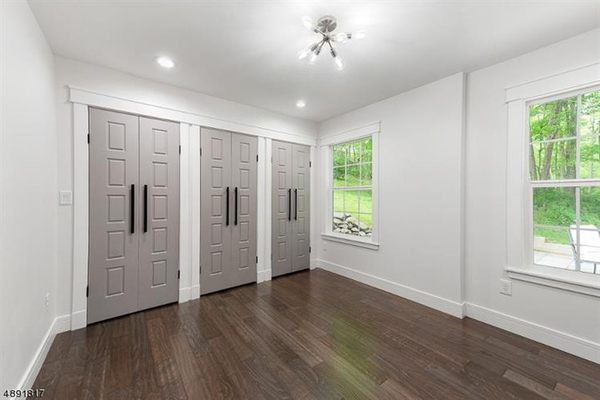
[
  {"x1": 331, "y1": 137, "x2": 373, "y2": 237},
  {"x1": 530, "y1": 89, "x2": 600, "y2": 274}
]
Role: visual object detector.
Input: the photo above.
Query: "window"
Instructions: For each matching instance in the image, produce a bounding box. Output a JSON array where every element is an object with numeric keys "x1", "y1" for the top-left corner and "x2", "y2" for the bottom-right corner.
[
  {"x1": 529, "y1": 89, "x2": 600, "y2": 275},
  {"x1": 331, "y1": 137, "x2": 373, "y2": 238}
]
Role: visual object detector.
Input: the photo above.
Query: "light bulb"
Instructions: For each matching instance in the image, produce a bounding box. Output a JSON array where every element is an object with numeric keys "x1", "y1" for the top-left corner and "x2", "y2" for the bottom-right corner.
[
  {"x1": 353, "y1": 30, "x2": 367, "y2": 40},
  {"x1": 296, "y1": 100, "x2": 306, "y2": 108},
  {"x1": 298, "y1": 48, "x2": 310, "y2": 60},
  {"x1": 302, "y1": 16, "x2": 314, "y2": 30},
  {"x1": 334, "y1": 33, "x2": 349, "y2": 43},
  {"x1": 334, "y1": 56, "x2": 344, "y2": 71},
  {"x1": 309, "y1": 52, "x2": 318, "y2": 64}
]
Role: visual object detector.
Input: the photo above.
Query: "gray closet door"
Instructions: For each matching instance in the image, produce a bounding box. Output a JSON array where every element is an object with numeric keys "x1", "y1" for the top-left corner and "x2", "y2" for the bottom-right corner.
[
  {"x1": 88, "y1": 108, "x2": 140, "y2": 324},
  {"x1": 292, "y1": 144, "x2": 310, "y2": 271},
  {"x1": 200, "y1": 128, "x2": 233, "y2": 294},
  {"x1": 138, "y1": 117, "x2": 180, "y2": 310},
  {"x1": 271, "y1": 140, "x2": 293, "y2": 277},
  {"x1": 231, "y1": 133, "x2": 258, "y2": 287}
]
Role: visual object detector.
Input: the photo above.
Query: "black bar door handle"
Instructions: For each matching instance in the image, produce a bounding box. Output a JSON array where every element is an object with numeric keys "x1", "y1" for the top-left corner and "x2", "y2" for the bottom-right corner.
[
  {"x1": 288, "y1": 188, "x2": 292, "y2": 221},
  {"x1": 130, "y1": 184, "x2": 135, "y2": 234},
  {"x1": 226, "y1": 187, "x2": 230, "y2": 226},
  {"x1": 234, "y1": 187, "x2": 238, "y2": 226},
  {"x1": 143, "y1": 184, "x2": 148, "y2": 233},
  {"x1": 294, "y1": 188, "x2": 298, "y2": 220}
]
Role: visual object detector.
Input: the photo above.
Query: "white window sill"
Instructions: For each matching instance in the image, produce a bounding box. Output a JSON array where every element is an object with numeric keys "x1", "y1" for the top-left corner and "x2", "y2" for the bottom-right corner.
[
  {"x1": 321, "y1": 232, "x2": 380, "y2": 250},
  {"x1": 505, "y1": 265, "x2": 600, "y2": 298}
]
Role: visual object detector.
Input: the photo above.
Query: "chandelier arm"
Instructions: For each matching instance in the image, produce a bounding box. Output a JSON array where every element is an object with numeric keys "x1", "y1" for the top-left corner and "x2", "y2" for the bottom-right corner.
[
  {"x1": 317, "y1": 40, "x2": 326, "y2": 54},
  {"x1": 326, "y1": 40, "x2": 337, "y2": 58}
]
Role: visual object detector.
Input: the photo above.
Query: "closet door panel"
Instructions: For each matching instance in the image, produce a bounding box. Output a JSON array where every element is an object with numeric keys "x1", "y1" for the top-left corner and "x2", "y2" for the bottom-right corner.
[
  {"x1": 138, "y1": 117, "x2": 180, "y2": 309},
  {"x1": 292, "y1": 144, "x2": 310, "y2": 271},
  {"x1": 88, "y1": 108, "x2": 139, "y2": 324},
  {"x1": 200, "y1": 128, "x2": 232, "y2": 294},
  {"x1": 271, "y1": 140, "x2": 293, "y2": 277},
  {"x1": 231, "y1": 133, "x2": 258, "y2": 287}
]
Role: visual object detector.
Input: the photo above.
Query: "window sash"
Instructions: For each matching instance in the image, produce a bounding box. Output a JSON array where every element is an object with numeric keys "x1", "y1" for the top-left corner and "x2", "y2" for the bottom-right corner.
[
  {"x1": 330, "y1": 137, "x2": 374, "y2": 238},
  {"x1": 528, "y1": 89, "x2": 600, "y2": 273}
]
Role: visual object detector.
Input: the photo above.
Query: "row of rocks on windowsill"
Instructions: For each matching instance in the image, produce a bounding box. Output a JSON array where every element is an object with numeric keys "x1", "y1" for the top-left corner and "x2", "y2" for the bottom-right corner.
[{"x1": 333, "y1": 212, "x2": 372, "y2": 237}]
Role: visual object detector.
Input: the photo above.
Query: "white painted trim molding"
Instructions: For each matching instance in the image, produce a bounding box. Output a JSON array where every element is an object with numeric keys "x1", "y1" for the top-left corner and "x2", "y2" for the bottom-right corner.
[
  {"x1": 506, "y1": 266, "x2": 600, "y2": 298},
  {"x1": 319, "y1": 122, "x2": 381, "y2": 247},
  {"x1": 318, "y1": 121, "x2": 380, "y2": 146},
  {"x1": 316, "y1": 259, "x2": 465, "y2": 318},
  {"x1": 69, "y1": 86, "x2": 317, "y2": 146},
  {"x1": 257, "y1": 270, "x2": 272, "y2": 283},
  {"x1": 505, "y1": 62, "x2": 600, "y2": 102},
  {"x1": 15, "y1": 315, "x2": 70, "y2": 393},
  {"x1": 465, "y1": 303, "x2": 600, "y2": 364},
  {"x1": 321, "y1": 233, "x2": 379, "y2": 250},
  {"x1": 71, "y1": 103, "x2": 89, "y2": 330}
]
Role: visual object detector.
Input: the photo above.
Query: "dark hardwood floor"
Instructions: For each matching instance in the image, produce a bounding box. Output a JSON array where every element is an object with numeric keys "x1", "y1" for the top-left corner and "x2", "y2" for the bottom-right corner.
[{"x1": 33, "y1": 269, "x2": 600, "y2": 399}]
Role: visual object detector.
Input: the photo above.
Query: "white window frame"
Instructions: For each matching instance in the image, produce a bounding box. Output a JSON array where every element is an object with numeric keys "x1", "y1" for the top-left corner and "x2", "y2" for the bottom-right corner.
[
  {"x1": 320, "y1": 122, "x2": 380, "y2": 250},
  {"x1": 505, "y1": 63, "x2": 600, "y2": 297}
]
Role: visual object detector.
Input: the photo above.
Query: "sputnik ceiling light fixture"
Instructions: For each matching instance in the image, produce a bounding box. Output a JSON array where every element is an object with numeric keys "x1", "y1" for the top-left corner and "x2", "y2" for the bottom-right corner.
[{"x1": 298, "y1": 15, "x2": 366, "y2": 71}]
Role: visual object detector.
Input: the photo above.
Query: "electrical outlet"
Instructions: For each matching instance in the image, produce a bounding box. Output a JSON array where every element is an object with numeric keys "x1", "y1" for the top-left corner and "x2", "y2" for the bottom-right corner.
[
  {"x1": 500, "y1": 279, "x2": 512, "y2": 296},
  {"x1": 45, "y1": 292, "x2": 50, "y2": 308}
]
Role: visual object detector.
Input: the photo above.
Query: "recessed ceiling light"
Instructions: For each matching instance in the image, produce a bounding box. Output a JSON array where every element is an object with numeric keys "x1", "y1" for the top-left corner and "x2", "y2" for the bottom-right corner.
[
  {"x1": 156, "y1": 56, "x2": 175, "y2": 69},
  {"x1": 296, "y1": 100, "x2": 306, "y2": 108}
]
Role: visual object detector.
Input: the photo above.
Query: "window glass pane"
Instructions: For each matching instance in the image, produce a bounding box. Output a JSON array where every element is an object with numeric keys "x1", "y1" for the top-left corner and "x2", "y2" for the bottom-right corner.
[
  {"x1": 360, "y1": 163, "x2": 372, "y2": 186},
  {"x1": 358, "y1": 214, "x2": 373, "y2": 236},
  {"x1": 333, "y1": 144, "x2": 347, "y2": 167},
  {"x1": 331, "y1": 136, "x2": 374, "y2": 237},
  {"x1": 579, "y1": 134, "x2": 600, "y2": 179},
  {"x1": 347, "y1": 141, "x2": 361, "y2": 164},
  {"x1": 579, "y1": 91, "x2": 600, "y2": 179},
  {"x1": 581, "y1": 91, "x2": 600, "y2": 137},
  {"x1": 333, "y1": 190, "x2": 344, "y2": 214},
  {"x1": 529, "y1": 139, "x2": 576, "y2": 181},
  {"x1": 333, "y1": 166, "x2": 345, "y2": 187},
  {"x1": 362, "y1": 137, "x2": 373, "y2": 162},
  {"x1": 344, "y1": 190, "x2": 360, "y2": 215},
  {"x1": 576, "y1": 187, "x2": 600, "y2": 274},
  {"x1": 529, "y1": 96, "x2": 577, "y2": 143},
  {"x1": 533, "y1": 187, "x2": 576, "y2": 270},
  {"x1": 358, "y1": 189, "x2": 372, "y2": 215},
  {"x1": 346, "y1": 165, "x2": 360, "y2": 186}
]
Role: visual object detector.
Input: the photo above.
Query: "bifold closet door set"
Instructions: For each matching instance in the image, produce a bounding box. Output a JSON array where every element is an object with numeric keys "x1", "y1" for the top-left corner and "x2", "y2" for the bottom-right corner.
[
  {"x1": 200, "y1": 128, "x2": 258, "y2": 294},
  {"x1": 271, "y1": 140, "x2": 310, "y2": 277},
  {"x1": 88, "y1": 108, "x2": 180, "y2": 324}
]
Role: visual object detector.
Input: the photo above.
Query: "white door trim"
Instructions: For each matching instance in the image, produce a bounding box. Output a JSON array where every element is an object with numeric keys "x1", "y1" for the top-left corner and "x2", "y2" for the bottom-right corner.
[{"x1": 70, "y1": 89, "x2": 315, "y2": 329}]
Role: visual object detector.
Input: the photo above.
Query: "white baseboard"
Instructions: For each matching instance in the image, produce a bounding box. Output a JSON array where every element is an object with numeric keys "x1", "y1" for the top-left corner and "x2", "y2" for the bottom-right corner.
[
  {"x1": 464, "y1": 303, "x2": 600, "y2": 364},
  {"x1": 16, "y1": 314, "x2": 71, "y2": 394},
  {"x1": 316, "y1": 259, "x2": 465, "y2": 318},
  {"x1": 70, "y1": 310, "x2": 86, "y2": 330},
  {"x1": 315, "y1": 258, "x2": 600, "y2": 365},
  {"x1": 179, "y1": 286, "x2": 191, "y2": 303},
  {"x1": 257, "y1": 269, "x2": 272, "y2": 283},
  {"x1": 191, "y1": 284, "x2": 200, "y2": 300}
]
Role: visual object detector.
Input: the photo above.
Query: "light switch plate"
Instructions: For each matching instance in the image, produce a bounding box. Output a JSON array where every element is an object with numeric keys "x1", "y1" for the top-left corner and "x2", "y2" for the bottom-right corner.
[{"x1": 59, "y1": 190, "x2": 73, "y2": 205}]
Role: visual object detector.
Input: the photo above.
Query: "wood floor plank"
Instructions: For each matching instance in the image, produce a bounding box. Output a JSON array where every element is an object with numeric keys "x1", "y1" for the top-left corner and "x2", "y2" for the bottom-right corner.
[{"x1": 31, "y1": 270, "x2": 600, "y2": 400}]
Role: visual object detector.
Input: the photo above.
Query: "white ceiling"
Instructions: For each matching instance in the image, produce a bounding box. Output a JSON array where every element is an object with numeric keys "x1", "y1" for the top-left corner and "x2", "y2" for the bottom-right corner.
[{"x1": 29, "y1": 0, "x2": 600, "y2": 121}]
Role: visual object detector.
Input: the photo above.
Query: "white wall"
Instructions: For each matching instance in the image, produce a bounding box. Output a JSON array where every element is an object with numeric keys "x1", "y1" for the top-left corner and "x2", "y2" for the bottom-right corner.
[
  {"x1": 465, "y1": 29, "x2": 600, "y2": 345},
  {"x1": 54, "y1": 56, "x2": 318, "y2": 319},
  {"x1": 0, "y1": 0, "x2": 59, "y2": 391},
  {"x1": 316, "y1": 73, "x2": 466, "y2": 316}
]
